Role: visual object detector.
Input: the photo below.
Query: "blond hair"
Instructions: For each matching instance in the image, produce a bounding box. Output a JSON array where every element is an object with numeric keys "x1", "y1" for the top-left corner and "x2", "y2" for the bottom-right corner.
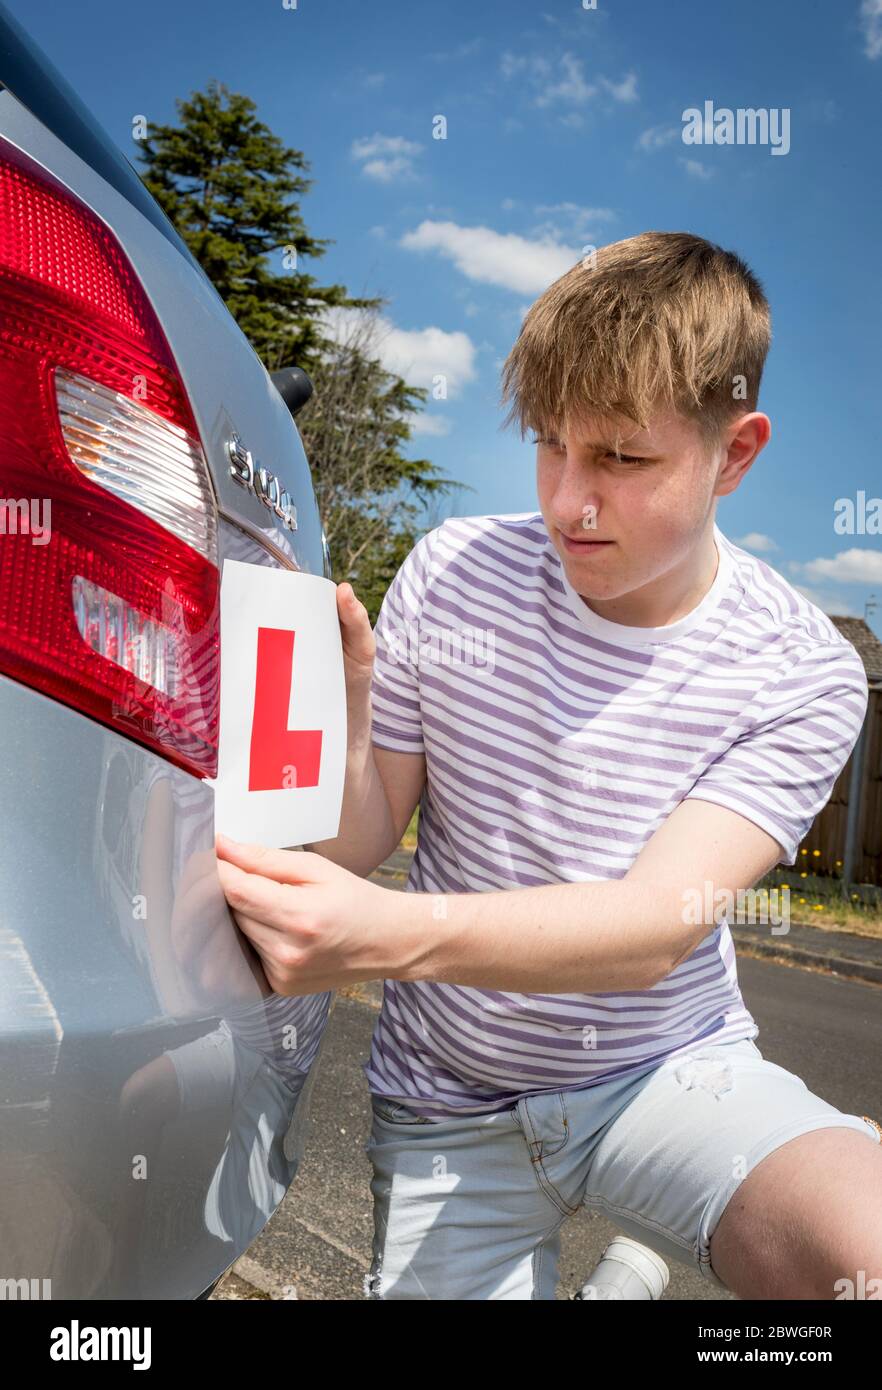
[{"x1": 499, "y1": 230, "x2": 771, "y2": 447}]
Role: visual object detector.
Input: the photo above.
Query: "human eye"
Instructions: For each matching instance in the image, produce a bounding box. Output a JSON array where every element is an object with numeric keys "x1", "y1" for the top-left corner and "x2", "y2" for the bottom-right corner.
[
  {"x1": 605, "y1": 452, "x2": 651, "y2": 466},
  {"x1": 532, "y1": 435, "x2": 565, "y2": 450}
]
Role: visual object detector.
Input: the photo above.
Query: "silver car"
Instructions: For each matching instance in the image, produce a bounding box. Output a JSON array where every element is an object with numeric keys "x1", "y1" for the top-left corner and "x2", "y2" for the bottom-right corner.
[{"x1": 0, "y1": 1, "x2": 333, "y2": 1299}]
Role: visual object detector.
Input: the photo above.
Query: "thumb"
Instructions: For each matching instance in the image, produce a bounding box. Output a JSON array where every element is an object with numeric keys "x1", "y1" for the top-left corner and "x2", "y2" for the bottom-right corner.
[{"x1": 336, "y1": 582, "x2": 375, "y2": 668}]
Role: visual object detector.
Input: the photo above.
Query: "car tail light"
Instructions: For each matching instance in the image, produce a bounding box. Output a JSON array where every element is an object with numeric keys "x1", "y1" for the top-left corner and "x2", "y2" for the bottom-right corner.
[{"x1": 0, "y1": 139, "x2": 219, "y2": 777}]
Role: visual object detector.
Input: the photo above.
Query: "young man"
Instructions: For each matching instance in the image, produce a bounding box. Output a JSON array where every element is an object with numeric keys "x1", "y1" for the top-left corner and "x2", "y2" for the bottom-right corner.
[{"x1": 215, "y1": 231, "x2": 882, "y2": 1300}]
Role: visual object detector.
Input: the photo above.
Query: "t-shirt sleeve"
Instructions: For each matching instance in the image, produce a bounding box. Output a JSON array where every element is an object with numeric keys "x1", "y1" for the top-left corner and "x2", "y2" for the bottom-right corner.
[
  {"x1": 682, "y1": 641, "x2": 869, "y2": 867},
  {"x1": 369, "y1": 528, "x2": 438, "y2": 754}
]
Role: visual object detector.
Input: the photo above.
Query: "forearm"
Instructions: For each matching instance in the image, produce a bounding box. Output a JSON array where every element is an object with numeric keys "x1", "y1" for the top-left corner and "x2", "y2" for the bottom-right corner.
[
  {"x1": 304, "y1": 684, "x2": 397, "y2": 877},
  {"x1": 394, "y1": 877, "x2": 717, "y2": 993}
]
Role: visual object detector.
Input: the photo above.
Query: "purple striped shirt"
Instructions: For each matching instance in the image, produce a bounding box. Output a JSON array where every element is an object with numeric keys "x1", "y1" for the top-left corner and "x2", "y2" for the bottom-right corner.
[{"x1": 363, "y1": 512, "x2": 868, "y2": 1118}]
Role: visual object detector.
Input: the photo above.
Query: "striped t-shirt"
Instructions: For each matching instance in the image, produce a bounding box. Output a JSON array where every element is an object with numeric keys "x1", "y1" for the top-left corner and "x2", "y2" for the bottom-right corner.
[{"x1": 363, "y1": 512, "x2": 868, "y2": 1119}]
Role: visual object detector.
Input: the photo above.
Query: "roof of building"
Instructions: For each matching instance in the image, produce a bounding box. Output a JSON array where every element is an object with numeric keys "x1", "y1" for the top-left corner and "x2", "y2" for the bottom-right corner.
[{"x1": 829, "y1": 616, "x2": 882, "y2": 686}]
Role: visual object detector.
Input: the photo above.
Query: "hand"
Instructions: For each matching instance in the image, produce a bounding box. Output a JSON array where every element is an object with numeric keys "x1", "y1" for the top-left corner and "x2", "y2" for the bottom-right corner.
[{"x1": 214, "y1": 834, "x2": 409, "y2": 995}]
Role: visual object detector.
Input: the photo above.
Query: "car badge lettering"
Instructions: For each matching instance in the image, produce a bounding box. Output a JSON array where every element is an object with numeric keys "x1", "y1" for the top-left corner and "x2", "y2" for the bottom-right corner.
[{"x1": 227, "y1": 433, "x2": 298, "y2": 531}]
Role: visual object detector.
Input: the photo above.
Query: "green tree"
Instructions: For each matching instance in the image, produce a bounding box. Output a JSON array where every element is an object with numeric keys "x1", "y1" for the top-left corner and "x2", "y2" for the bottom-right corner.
[
  {"x1": 296, "y1": 306, "x2": 471, "y2": 621},
  {"x1": 135, "y1": 80, "x2": 379, "y2": 369},
  {"x1": 135, "y1": 82, "x2": 469, "y2": 610}
]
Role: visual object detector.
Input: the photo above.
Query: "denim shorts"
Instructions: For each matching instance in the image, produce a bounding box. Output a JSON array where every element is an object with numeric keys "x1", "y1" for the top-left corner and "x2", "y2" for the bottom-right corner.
[{"x1": 364, "y1": 1037, "x2": 881, "y2": 1300}]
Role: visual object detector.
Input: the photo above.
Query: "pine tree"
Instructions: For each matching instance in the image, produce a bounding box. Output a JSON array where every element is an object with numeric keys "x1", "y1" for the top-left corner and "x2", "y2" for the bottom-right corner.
[
  {"x1": 135, "y1": 80, "x2": 380, "y2": 370},
  {"x1": 296, "y1": 307, "x2": 471, "y2": 621},
  {"x1": 135, "y1": 81, "x2": 468, "y2": 610}
]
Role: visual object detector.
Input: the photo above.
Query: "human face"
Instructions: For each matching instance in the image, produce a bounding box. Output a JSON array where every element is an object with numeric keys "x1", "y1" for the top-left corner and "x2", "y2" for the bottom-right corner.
[{"x1": 534, "y1": 405, "x2": 762, "y2": 627}]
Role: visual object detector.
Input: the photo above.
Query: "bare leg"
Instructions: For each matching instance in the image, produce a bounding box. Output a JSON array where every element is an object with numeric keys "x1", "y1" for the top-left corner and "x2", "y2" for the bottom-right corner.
[{"x1": 709, "y1": 1127, "x2": 882, "y2": 1299}]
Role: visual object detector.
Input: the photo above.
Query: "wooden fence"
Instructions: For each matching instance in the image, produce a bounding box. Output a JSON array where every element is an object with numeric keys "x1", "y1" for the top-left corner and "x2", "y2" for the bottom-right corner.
[{"x1": 800, "y1": 687, "x2": 882, "y2": 888}]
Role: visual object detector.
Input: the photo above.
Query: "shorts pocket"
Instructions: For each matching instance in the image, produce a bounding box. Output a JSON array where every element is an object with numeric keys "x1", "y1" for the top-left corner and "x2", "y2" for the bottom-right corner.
[{"x1": 371, "y1": 1096, "x2": 434, "y2": 1125}]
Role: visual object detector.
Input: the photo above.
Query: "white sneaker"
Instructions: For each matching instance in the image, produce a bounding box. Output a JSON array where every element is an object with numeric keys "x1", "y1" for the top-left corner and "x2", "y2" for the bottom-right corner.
[{"x1": 573, "y1": 1236, "x2": 670, "y2": 1300}]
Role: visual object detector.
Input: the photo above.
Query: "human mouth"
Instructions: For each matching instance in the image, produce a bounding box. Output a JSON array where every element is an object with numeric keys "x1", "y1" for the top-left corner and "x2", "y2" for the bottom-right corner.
[{"x1": 559, "y1": 531, "x2": 615, "y2": 555}]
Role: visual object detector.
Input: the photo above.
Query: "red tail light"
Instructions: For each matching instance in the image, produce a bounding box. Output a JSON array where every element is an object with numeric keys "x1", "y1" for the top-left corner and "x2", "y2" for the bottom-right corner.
[{"x1": 0, "y1": 139, "x2": 219, "y2": 777}]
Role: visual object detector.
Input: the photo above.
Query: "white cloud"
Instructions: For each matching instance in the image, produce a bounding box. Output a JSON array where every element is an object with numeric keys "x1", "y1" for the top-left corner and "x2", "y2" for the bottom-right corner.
[
  {"x1": 534, "y1": 52, "x2": 597, "y2": 107},
  {"x1": 538, "y1": 8, "x2": 601, "y2": 40},
  {"x1": 501, "y1": 51, "x2": 637, "y2": 111},
  {"x1": 800, "y1": 548, "x2": 882, "y2": 584},
  {"x1": 860, "y1": 0, "x2": 882, "y2": 59},
  {"x1": 530, "y1": 201, "x2": 616, "y2": 241},
  {"x1": 351, "y1": 133, "x2": 422, "y2": 183},
  {"x1": 318, "y1": 308, "x2": 478, "y2": 401},
  {"x1": 351, "y1": 134, "x2": 421, "y2": 159},
  {"x1": 500, "y1": 50, "x2": 529, "y2": 79},
  {"x1": 378, "y1": 325, "x2": 477, "y2": 397},
  {"x1": 792, "y1": 583, "x2": 860, "y2": 616},
  {"x1": 399, "y1": 219, "x2": 579, "y2": 294},
  {"x1": 637, "y1": 124, "x2": 680, "y2": 152},
  {"x1": 534, "y1": 201, "x2": 616, "y2": 220},
  {"x1": 734, "y1": 532, "x2": 778, "y2": 553},
  {"x1": 406, "y1": 413, "x2": 453, "y2": 437},
  {"x1": 599, "y1": 71, "x2": 639, "y2": 103},
  {"x1": 432, "y1": 37, "x2": 482, "y2": 62},
  {"x1": 680, "y1": 157, "x2": 714, "y2": 180},
  {"x1": 362, "y1": 73, "x2": 386, "y2": 89},
  {"x1": 363, "y1": 158, "x2": 414, "y2": 183}
]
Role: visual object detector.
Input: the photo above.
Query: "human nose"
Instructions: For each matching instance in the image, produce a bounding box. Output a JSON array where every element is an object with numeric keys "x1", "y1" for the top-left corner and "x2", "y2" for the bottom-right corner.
[{"x1": 551, "y1": 454, "x2": 602, "y2": 528}]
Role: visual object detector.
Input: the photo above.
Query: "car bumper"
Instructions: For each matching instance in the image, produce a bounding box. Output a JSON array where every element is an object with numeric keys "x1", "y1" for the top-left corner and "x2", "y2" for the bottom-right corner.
[{"x1": 0, "y1": 672, "x2": 332, "y2": 1299}]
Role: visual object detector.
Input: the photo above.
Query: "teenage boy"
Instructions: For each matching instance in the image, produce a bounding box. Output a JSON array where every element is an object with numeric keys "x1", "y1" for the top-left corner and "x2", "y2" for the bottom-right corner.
[{"x1": 216, "y1": 231, "x2": 882, "y2": 1300}]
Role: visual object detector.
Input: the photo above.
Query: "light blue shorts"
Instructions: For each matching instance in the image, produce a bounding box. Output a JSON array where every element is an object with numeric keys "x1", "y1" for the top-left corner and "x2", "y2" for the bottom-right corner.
[{"x1": 365, "y1": 1037, "x2": 881, "y2": 1299}]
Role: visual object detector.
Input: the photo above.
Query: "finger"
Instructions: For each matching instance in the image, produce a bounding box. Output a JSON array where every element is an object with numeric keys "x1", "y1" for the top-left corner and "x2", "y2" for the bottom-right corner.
[
  {"x1": 226, "y1": 909, "x2": 306, "y2": 996},
  {"x1": 215, "y1": 835, "x2": 324, "y2": 885},
  {"x1": 225, "y1": 906, "x2": 279, "y2": 955},
  {"x1": 215, "y1": 856, "x2": 306, "y2": 933}
]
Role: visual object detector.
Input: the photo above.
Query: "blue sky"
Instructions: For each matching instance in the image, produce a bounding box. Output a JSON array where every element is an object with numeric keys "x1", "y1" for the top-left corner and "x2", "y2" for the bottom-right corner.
[{"x1": 11, "y1": 0, "x2": 882, "y2": 632}]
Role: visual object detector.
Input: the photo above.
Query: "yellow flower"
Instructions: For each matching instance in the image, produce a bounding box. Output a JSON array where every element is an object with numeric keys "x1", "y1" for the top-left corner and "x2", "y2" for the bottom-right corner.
[
  {"x1": 813, "y1": 904, "x2": 823, "y2": 911},
  {"x1": 800, "y1": 849, "x2": 808, "y2": 856},
  {"x1": 799, "y1": 898, "x2": 806, "y2": 904},
  {"x1": 812, "y1": 850, "x2": 820, "y2": 857}
]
